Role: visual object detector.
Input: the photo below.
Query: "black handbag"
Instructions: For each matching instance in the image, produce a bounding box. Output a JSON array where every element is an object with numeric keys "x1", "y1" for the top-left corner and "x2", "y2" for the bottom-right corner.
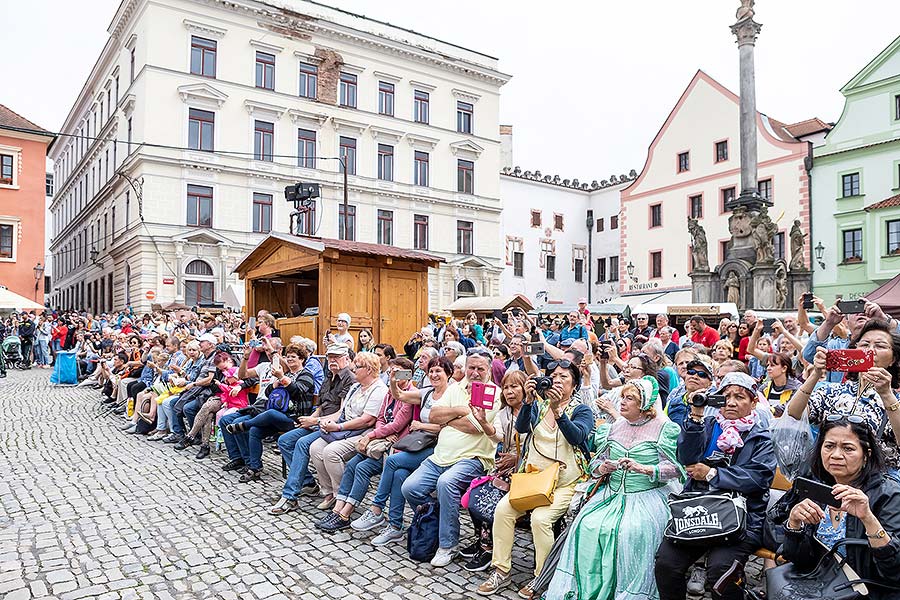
[
  {"x1": 766, "y1": 539, "x2": 892, "y2": 600},
  {"x1": 664, "y1": 490, "x2": 747, "y2": 545},
  {"x1": 393, "y1": 430, "x2": 438, "y2": 453}
]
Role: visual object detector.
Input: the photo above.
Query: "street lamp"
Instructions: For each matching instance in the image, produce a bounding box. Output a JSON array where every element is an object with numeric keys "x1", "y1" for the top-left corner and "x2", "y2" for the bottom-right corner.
[
  {"x1": 90, "y1": 246, "x2": 100, "y2": 265},
  {"x1": 814, "y1": 242, "x2": 826, "y2": 270},
  {"x1": 626, "y1": 261, "x2": 638, "y2": 283},
  {"x1": 33, "y1": 262, "x2": 44, "y2": 300}
]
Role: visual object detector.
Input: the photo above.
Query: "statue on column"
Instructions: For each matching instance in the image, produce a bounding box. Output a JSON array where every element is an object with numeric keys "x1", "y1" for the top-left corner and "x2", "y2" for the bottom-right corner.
[
  {"x1": 688, "y1": 217, "x2": 709, "y2": 272},
  {"x1": 724, "y1": 271, "x2": 742, "y2": 306},
  {"x1": 736, "y1": 0, "x2": 755, "y2": 22},
  {"x1": 789, "y1": 219, "x2": 807, "y2": 270},
  {"x1": 750, "y1": 206, "x2": 777, "y2": 263}
]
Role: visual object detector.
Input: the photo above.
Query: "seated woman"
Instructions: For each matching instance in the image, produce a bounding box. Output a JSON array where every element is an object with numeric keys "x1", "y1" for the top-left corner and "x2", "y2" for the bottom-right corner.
[
  {"x1": 477, "y1": 360, "x2": 593, "y2": 599},
  {"x1": 227, "y1": 343, "x2": 315, "y2": 484},
  {"x1": 308, "y1": 352, "x2": 387, "y2": 510},
  {"x1": 654, "y1": 372, "x2": 776, "y2": 600},
  {"x1": 542, "y1": 376, "x2": 684, "y2": 600},
  {"x1": 781, "y1": 418, "x2": 900, "y2": 598},
  {"x1": 351, "y1": 356, "x2": 450, "y2": 545},
  {"x1": 315, "y1": 358, "x2": 416, "y2": 531},
  {"x1": 177, "y1": 351, "x2": 253, "y2": 458},
  {"x1": 789, "y1": 318, "x2": 900, "y2": 482},
  {"x1": 153, "y1": 341, "x2": 201, "y2": 441},
  {"x1": 460, "y1": 369, "x2": 525, "y2": 572}
]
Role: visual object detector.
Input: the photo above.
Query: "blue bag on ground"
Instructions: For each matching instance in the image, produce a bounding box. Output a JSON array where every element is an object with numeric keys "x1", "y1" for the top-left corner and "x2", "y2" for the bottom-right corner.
[
  {"x1": 50, "y1": 351, "x2": 78, "y2": 385},
  {"x1": 407, "y1": 501, "x2": 440, "y2": 562}
]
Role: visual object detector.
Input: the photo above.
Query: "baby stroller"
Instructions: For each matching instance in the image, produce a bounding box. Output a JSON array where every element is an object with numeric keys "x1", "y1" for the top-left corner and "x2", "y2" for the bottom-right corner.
[{"x1": 2, "y1": 335, "x2": 26, "y2": 370}]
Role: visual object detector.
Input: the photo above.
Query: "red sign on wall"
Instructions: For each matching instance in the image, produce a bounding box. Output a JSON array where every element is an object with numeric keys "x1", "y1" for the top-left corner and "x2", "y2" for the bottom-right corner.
[{"x1": 162, "y1": 278, "x2": 175, "y2": 285}]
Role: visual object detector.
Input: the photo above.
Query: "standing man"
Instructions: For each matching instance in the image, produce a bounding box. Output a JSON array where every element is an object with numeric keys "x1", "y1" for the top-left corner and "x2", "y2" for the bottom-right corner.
[
  {"x1": 688, "y1": 315, "x2": 719, "y2": 349},
  {"x1": 559, "y1": 312, "x2": 589, "y2": 344},
  {"x1": 631, "y1": 314, "x2": 653, "y2": 338},
  {"x1": 17, "y1": 312, "x2": 36, "y2": 369}
]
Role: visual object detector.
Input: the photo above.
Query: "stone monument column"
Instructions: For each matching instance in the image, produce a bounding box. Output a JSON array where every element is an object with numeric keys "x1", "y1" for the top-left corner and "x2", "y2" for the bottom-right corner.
[{"x1": 730, "y1": 3, "x2": 766, "y2": 211}]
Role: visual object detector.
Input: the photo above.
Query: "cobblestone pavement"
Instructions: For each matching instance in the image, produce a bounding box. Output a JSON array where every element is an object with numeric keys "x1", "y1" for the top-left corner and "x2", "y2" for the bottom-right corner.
[{"x1": 0, "y1": 369, "x2": 763, "y2": 600}]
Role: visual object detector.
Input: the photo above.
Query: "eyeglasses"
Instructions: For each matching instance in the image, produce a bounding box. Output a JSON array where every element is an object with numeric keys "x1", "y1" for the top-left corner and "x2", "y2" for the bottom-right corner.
[
  {"x1": 686, "y1": 368, "x2": 712, "y2": 380},
  {"x1": 546, "y1": 360, "x2": 573, "y2": 370},
  {"x1": 626, "y1": 364, "x2": 645, "y2": 371}
]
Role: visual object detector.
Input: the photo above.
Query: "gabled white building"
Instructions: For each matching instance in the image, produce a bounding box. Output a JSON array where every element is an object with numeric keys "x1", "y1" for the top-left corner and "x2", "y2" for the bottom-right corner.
[
  {"x1": 498, "y1": 126, "x2": 636, "y2": 304},
  {"x1": 49, "y1": 0, "x2": 510, "y2": 313}
]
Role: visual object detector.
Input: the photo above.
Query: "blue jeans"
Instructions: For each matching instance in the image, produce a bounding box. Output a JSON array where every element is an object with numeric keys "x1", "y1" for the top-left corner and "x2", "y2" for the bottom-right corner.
[
  {"x1": 34, "y1": 340, "x2": 50, "y2": 365},
  {"x1": 336, "y1": 453, "x2": 384, "y2": 506},
  {"x1": 372, "y1": 447, "x2": 434, "y2": 528},
  {"x1": 278, "y1": 427, "x2": 320, "y2": 499},
  {"x1": 401, "y1": 457, "x2": 485, "y2": 550},
  {"x1": 183, "y1": 398, "x2": 201, "y2": 430},
  {"x1": 243, "y1": 410, "x2": 295, "y2": 471},
  {"x1": 220, "y1": 412, "x2": 252, "y2": 461}
]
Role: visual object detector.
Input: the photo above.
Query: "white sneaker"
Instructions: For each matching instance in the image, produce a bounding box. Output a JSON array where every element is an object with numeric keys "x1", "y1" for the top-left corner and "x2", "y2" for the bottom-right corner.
[
  {"x1": 351, "y1": 508, "x2": 386, "y2": 532},
  {"x1": 477, "y1": 569, "x2": 511, "y2": 596},
  {"x1": 430, "y1": 546, "x2": 458, "y2": 568},
  {"x1": 687, "y1": 565, "x2": 706, "y2": 595},
  {"x1": 371, "y1": 524, "x2": 405, "y2": 546}
]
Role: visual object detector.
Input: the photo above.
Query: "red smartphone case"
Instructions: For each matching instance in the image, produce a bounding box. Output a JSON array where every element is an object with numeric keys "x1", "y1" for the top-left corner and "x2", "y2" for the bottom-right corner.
[
  {"x1": 825, "y1": 349, "x2": 874, "y2": 372},
  {"x1": 470, "y1": 381, "x2": 498, "y2": 410}
]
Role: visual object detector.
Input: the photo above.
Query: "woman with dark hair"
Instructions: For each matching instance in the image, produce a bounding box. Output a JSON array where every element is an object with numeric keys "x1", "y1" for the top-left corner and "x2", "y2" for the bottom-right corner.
[
  {"x1": 351, "y1": 355, "x2": 452, "y2": 546},
  {"x1": 725, "y1": 322, "x2": 743, "y2": 360},
  {"x1": 491, "y1": 345, "x2": 509, "y2": 385},
  {"x1": 759, "y1": 351, "x2": 801, "y2": 418},
  {"x1": 781, "y1": 418, "x2": 900, "y2": 597},
  {"x1": 476, "y1": 360, "x2": 593, "y2": 598},
  {"x1": 789, "y1": 318, "x2": 900, "y2": 480}
]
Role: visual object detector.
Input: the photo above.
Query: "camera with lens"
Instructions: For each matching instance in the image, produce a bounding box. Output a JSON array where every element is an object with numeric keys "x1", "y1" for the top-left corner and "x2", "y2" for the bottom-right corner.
[
  {"x1": 690, "y1": 392, "x2": 726, "y2": 408},
  {"x1": 532, "y1": 375, "x2": 554, "y2": 399}
]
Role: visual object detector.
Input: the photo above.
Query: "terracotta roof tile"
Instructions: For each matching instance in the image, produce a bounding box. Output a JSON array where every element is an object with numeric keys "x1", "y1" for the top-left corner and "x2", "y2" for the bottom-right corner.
[
  {"x1": 0, "y1": 104, "x2": 50, "y2": 134},
  {"x1": 865, "y1": 193, "x2": 900, "y2": 212},
  {"x1": 784, "y1": 118, "x2": 832, "y2": 138}
]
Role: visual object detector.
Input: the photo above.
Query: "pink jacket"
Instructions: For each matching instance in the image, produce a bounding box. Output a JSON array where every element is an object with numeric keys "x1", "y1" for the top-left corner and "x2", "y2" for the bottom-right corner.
[
  {"x1": 217, "y1": 366, "x2": 250, "y2": 410},
  {"x1": 372, "y1": 391, "x2": 414, "y2": 440}
]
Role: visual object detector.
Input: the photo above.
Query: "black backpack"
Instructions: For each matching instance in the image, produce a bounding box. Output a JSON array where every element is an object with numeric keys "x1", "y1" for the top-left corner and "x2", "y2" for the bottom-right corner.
[{"x1": 407, "y1": 501, "x2": 440, "y2": 562}]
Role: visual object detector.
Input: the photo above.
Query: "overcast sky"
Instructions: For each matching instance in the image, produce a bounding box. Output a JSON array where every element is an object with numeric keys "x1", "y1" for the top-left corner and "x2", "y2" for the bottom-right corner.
[{"x1": 2, "y1": 0, "x2": 898, "y2": 180}]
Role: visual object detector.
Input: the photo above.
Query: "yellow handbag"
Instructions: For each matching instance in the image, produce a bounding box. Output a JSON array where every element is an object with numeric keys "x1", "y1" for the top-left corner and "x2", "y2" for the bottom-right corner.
[
  {"x1": 508, "y1": 462, "x2": 561, "y2": 511},
  {"x1": 508, "y1": 405, "x2": 564, "y2": 511}
]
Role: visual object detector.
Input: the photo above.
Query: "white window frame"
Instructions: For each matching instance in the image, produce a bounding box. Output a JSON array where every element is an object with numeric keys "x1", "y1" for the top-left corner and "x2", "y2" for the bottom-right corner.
[
  {"x1": 0, "y1": 145, "x2": 21, "y2": 189},
  {"x1": 0, "y1": 217, "x2": 19, "y2": 262}
]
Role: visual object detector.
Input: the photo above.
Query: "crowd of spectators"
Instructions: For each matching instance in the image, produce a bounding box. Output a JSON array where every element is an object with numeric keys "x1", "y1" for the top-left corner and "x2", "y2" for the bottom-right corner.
[{"x1": 9, "y1": 293, "x2": 900, "y2": 599}]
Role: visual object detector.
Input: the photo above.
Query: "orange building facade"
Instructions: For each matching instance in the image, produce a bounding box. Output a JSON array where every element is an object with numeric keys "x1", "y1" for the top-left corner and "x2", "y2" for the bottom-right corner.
[{"x1": 0, "y1": 105, "x2": 54, "y2": 305}]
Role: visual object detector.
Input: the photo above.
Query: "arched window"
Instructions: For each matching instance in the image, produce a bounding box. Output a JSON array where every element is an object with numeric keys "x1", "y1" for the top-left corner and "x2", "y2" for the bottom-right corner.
[
  {"x1": 185, "y1": 260, "x2": 213, "y2": 276},
  {"x1": 456, "y1": 279, "x2": 476, "y2": 299},
  {"x1": 185, "y1": 260, "x2": 214, "y2": 306}
]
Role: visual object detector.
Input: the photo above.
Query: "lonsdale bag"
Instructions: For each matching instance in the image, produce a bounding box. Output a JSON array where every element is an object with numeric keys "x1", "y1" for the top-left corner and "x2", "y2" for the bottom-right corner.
[{"x1": 664, "y1": 490, "x2": 747, "y2": 545}]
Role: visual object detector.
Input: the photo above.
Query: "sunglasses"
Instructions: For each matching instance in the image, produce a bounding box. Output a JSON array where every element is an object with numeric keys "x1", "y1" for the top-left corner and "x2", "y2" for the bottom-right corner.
[
  {"x1": 825, "y1": 413, "x2": 865, "y2": 425},
  {"x1": 466, "y1": 348, "x2": 493, "y2": 358},
  {"x1": 686, "y1": 368, "x2": 712, "y2": 380},
  {"x1": 546, "y1": 360, "x2": 574, "y2": 371}
]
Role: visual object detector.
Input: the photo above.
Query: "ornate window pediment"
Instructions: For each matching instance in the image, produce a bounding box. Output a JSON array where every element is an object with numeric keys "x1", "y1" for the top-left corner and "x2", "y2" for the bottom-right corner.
[
  {"x1": 449, "y1": 140, "x2": 484, "y2": 160},
  {"x1": 178, "y1": 83, "x2": 228, "y2": 108}
]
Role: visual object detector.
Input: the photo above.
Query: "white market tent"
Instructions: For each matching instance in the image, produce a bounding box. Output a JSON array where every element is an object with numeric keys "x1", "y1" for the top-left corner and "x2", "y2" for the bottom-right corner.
[{"x1": 0, "y1": 286, "x2": 45, "y2": 312}]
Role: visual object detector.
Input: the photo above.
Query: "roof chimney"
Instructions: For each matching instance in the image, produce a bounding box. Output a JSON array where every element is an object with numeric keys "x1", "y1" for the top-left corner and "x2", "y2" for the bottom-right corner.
[{"x1": 499, "y1": 125, "x2": 513, "y2": 171}]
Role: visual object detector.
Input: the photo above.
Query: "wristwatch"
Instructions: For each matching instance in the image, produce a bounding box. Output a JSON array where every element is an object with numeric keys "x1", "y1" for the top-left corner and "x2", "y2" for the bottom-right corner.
[
  {"x1": 866, "y1": 528, "x2": 887, "y2": 539},
  {"x1": 705, "y1": 468, "x2": 717, "y2": 483}
]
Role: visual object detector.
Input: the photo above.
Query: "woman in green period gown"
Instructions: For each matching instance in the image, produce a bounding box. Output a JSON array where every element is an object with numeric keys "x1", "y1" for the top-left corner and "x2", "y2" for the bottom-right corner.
[{"x1": 544, "y1": 376, "x2": 685, "y2": 600}]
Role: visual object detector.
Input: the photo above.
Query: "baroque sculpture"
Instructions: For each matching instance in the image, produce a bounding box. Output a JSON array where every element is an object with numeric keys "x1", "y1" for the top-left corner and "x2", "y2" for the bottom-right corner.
[
  {"x1": 688, "y1": 217, "x2": 710, "y2": 272},
  {"x1": 736, "y1": 0, "x2": 755, "y2": 22},
  {"x1": 724, "y1": 271, "x2": 741, "y2": 306},
  {"x1": 750, "y1": 206, "x2": 778, "y2": 263},
  {"x1": 775, "y1": 262, "x2": 788, "y2": 309},
  {"x1": 789, "y1": 219, "x2": 807, "y2": 270}
]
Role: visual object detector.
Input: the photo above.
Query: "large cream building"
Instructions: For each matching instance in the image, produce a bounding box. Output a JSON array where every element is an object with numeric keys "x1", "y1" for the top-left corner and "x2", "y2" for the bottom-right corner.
[
  {"x1": 620, "y1": 70, "x2": 824, "y2": 302},
  {"x1": 49, "y1": 0, "x2": 510, "y2": 313}
]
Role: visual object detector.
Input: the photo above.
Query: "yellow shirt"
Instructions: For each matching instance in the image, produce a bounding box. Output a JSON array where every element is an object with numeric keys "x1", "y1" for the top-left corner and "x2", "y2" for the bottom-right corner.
[
  {"x1": 430, "y1": 382, "x2": 501, "y2": 471},
  {"x1": 528, "y1": 416, "x2": 581, "y2": 487}
]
